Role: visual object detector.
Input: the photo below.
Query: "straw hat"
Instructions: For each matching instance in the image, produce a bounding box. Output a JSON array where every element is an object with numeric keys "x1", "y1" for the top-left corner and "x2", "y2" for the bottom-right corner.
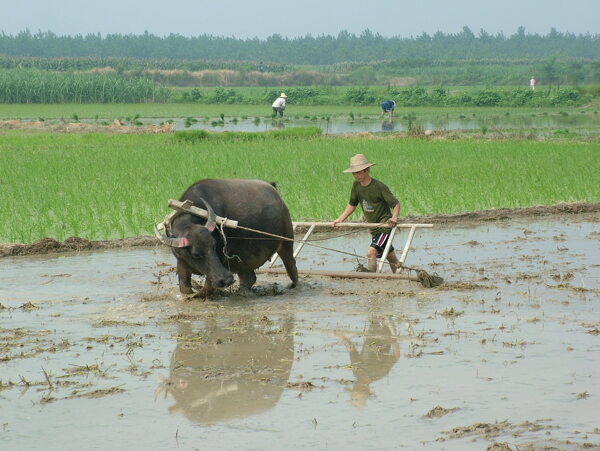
[
  {"x1": 280, "y1": 92, "x2": 287, "y2": 98},
  {"x1": 343, "y1": 154, "x2": 376, "y2": 173}
]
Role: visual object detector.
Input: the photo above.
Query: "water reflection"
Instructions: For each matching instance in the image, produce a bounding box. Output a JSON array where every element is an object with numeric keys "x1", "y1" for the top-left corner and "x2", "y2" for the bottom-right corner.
[
  {"x1": 158, "y1": 315, "x2": 294, "y2": 423},
  {"x1": 271, "y1": 119, "x2": 286, "y2": 130},
  {"x1": 334, "y1": 316, "x2": 401, "y2": 407},
  {"x1": 381, "y1": 119, "x2": 395, "y2": 132},
  {"x1": 147, "y1": 112, "x2": 600, "y2": 134}
]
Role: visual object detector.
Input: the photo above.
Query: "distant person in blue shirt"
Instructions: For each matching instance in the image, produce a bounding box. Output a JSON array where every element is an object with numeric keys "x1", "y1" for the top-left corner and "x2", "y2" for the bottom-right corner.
[
  {"x1": 380, "y1": 100, "x2": 396, "y2": 120},
  {"x1": 258, "y1": 61, "x2": 264, "y2": 72}
]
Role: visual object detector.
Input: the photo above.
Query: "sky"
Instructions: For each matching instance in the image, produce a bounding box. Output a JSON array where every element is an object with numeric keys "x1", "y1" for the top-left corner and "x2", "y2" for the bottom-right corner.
[{"x1": 1, "y1": 0, "x2": 598, "y2": 39}]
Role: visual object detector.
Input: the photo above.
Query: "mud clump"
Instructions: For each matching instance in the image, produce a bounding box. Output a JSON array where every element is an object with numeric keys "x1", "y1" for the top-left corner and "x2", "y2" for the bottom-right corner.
[
  {"x1": 424, "y1": 405, "x2": 458, "y2": 418},
  {"x1": 440, "y1": 419, "x2": 557, "y2": 441},
  {"x1": 486, "y1": 442, "x2": 512, "y2": 451},
  {"x1": 0, "y1": 236, "x2": 158, "y2": 257}
]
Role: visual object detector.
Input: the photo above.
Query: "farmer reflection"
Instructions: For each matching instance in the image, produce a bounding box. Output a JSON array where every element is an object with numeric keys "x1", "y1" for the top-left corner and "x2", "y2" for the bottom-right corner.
[
  {"x1": 272, "y1": 119, "x2": 285, "y2": 130},
  {"x1": 381, "y1": 119, "x2": 394, "y2": 132},
  {"x1": 334, "y1": 316, "x2": 400, "y2": 407},
  {"x1": 158, "y1": 315, "x2": 294, "y2": 423}
]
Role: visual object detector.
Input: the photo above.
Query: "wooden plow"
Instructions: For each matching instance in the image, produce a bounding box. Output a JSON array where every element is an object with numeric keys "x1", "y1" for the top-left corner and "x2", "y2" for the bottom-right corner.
[
  {"x1": 160, "y1": 200, "x2": 442, "y2": 287},
  {"x1": 259, "y1": 221, "x2": 442, "y2": 287}
]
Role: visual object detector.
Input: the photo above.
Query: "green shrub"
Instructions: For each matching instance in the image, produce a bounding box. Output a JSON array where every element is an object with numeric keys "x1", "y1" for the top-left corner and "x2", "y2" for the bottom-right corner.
[{"x1": 344, "y1": 87, "x2": 376, "y2": 105}]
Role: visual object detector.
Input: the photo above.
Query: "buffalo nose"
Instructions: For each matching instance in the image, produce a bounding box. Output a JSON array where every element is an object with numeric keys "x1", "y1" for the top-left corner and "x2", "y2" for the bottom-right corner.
[{"x1": 217, "y1": 273, "x2": 234, "y2": 288}]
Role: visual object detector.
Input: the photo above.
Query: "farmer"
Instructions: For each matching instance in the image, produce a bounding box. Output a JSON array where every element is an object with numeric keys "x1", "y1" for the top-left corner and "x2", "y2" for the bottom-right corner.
[
  {"x1": 333, "y1": 154, "x2": 401, "y2": 273},
  {"x1": 380, "y1": 99, "x2": 396, "y2": 120},
  {"x1": 530, "y1": 76, "x2": 536, "y2": 90},
  {"x1": 271, "y1": 92, "x2": 287, "y2": 117}
]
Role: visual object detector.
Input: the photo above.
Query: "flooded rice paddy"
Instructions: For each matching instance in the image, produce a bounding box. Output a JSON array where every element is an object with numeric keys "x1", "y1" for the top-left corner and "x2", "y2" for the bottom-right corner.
[
  {"x1": 161, "y1": 112, "x2": 600, "y2": 135},
  {"x1": 1, "y1": 213, "x2": 599, "y2": 450}
]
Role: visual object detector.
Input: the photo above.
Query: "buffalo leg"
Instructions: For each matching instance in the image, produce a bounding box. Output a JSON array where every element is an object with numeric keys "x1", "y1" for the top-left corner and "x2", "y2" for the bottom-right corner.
[
  {"x1": 277, "y1": 242, "x2": 299, "y2": 287},
  {"x1": 177, "y1": 261, "x2": 194, "y2": 294},
  {"x1": 238, "y1": 270, "x2": 257, "y2": 289}
]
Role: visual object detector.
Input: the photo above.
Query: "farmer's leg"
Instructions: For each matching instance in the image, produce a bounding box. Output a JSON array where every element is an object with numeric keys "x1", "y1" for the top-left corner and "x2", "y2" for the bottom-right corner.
[
  {"x1": 367, "y1": 246, "x2": 378, "y2": 272},
  {"x1": 387, "y1": 250, "x2": 400, "y2": 273},
  {"x1": 368, "y1": 233, "x2": 385, "y2": 272}
]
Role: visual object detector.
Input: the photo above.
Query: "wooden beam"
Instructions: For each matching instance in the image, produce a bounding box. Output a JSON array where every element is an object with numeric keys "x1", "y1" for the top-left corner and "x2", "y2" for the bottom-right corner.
[
  {"x1": 168, "y1": 199, "x2": 239, "y2": 229},
  {"x1": 257, "y1": 267, "x2": 420, "y2": 282},
  {"x1": 292, "y1": 221, "x2": 433, "y2": 229}
]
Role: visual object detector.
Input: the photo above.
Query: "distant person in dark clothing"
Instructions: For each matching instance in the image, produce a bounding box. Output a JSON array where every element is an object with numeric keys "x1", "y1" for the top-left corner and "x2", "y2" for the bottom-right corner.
[
  {"x1": 258, "y1": 61, "x2": 264, "y2": 72},
  {"x1": 380, "y1": 100, "x2": 396, "y2": 120}
]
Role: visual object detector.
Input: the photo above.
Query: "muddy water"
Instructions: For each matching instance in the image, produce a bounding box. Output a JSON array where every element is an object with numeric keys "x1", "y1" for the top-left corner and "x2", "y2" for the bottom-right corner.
[
  {"x1": 1, "y1": 214, "x2": 599, "y2": 450},
  {"x1": 151, "y1": 112, "x2": 600, "y2": 134}
]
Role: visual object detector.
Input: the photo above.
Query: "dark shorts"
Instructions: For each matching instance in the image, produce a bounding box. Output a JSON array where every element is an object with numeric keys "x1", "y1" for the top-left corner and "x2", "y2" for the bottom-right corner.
[
  {"x1": 272, "y1": 106, "x2": 284, "y2": 116},
  {"x1": 370, "y1": 232, "x2": 394, "y2": 258}
]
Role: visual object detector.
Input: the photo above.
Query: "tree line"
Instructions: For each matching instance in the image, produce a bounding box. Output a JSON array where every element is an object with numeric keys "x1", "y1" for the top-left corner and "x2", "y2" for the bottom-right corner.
[{"x1": 1, "y1": 27, "x2": 599, "y2": 64}]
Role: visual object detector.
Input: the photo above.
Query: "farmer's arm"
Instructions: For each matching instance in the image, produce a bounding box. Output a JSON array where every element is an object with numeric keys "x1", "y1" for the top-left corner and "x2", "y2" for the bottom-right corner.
[
  {"x1": 333, "y1": 204, "x2": 356, "y2": 227},
  {"x1": 387, "y1": 202, "x2": 400, "y2": 226}
]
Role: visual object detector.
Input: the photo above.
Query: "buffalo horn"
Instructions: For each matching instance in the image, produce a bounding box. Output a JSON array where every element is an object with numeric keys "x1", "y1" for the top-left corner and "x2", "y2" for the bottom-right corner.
[
  {"x1": 199, "y1": 197, "x2": 217, "y2": 232},
  {"x1": 154, "y1": 224, "x2": 189, "y2": 248}
]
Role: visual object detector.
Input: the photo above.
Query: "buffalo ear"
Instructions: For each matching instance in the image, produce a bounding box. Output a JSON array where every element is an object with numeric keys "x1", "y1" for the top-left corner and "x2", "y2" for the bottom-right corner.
[
  {"x1": 154, "y1": 223, "x2": 190, "y2": 248},
  {"x1": 176, "y1": 237, "x2": 189, "y2": 247},
  {"x1": 200, "y1": 197, "x2": 217, "y2": 232}
]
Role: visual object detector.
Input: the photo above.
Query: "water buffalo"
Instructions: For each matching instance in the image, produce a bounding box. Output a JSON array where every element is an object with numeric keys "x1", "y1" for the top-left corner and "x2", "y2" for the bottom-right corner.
[{"x1": 156, "y1": 179, "x2": 298, "y2": 296}]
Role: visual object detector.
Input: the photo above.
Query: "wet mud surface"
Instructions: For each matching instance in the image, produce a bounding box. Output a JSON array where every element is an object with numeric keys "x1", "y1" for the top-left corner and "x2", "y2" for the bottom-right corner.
[{"x1": 1, "y1": 212, "x2": 599, "y2": 450}]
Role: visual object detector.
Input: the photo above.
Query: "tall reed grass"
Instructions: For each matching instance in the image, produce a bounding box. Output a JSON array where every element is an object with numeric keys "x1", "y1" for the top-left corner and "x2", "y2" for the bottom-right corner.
[
  {"x1": 1, "y1": 132, "x2": 598, "y2": 243},
  {"x1": 0, "y1": 69, "x2": 170, "y2": 103}
]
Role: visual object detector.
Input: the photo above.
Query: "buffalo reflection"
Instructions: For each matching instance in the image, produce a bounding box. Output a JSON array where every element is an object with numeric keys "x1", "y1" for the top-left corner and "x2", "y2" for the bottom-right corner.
[
  {"x1": 157, "y1": 315, "x2": 294, "y2": 423},
  {"x1": 334, "y1": 316, "x2": 401, "y2": 407}
]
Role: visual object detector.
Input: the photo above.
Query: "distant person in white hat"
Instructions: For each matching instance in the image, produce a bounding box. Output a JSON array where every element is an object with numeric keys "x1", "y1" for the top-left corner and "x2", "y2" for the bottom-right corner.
[
  {"x1": 333, "y1": 154, "x2": 401, "y2": 273},
  {"x1": 272, "y1": 92, "x2": 287, "y2": 117}
]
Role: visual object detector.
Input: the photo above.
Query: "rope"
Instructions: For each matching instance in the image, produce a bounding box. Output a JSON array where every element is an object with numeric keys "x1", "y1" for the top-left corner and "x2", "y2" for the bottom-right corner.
[
  {"x1": 216, "y1": 221, "x2": 241, "y2": 263},
  {"x1": 231, "y1": 224, "x2": 401, "y2": 267}
]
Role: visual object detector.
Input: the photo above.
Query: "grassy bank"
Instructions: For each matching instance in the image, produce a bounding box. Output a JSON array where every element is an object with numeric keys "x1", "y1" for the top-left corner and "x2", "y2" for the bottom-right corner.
[{"x1": 1, "y1": 131, "x2": 598, "y2": 243}]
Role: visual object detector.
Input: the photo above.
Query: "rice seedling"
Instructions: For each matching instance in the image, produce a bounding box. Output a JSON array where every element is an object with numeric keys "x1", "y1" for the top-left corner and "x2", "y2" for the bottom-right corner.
[
  {"x1": 0, "y1": 132, "x2": 598, "y2": 244},
  {"x1": 184, "y1": 117, "x2": 198, "y2": 128}
]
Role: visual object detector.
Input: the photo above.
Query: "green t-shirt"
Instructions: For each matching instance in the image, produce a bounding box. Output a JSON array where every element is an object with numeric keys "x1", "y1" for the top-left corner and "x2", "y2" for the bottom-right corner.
[{"x1": 349, "y1": 178, "x2": 399, "y2": 234}]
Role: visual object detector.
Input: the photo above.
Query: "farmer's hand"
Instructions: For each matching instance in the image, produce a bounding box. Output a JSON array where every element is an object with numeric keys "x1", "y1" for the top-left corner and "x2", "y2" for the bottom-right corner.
[{"x1": 387, "y1": 218, "x2": 398, "y2": 227}]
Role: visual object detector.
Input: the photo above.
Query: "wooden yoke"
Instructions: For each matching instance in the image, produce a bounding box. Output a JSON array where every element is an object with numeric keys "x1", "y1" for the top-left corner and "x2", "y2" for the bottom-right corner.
[{"x1": 167, "y1": 199, "x2": 239, "y2": 229}]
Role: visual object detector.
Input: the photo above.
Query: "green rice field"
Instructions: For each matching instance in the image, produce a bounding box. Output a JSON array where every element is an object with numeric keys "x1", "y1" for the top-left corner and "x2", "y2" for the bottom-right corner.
[{"x1": 1, "y1": 131, "x2": 598, "y2": 244}]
